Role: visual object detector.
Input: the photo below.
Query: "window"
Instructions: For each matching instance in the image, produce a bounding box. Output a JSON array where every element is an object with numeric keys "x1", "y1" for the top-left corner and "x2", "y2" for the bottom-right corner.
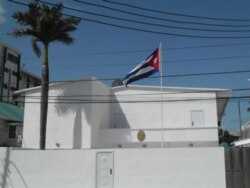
[
  {"x1": 26, "y1": 77, "x2": 30, "y2": 88},
  {"x1": 34, "y1": 80, "x2": 41, "y2": 86},
  {"x1": 9, "y1": 126, "x2": 16, "y2": 139},
  {"x1": 7, "y1": 53, "x2": 19, "y2": 64},
  {"x1": 3, "y1": 84, "x2": 8, "y2": 89},
  {"x1": 4, "y1": 67, "x2": 9, "y2": 73},
  {"x1": 12, "y1": 71, "x2": 18, "y2": 77},
  {"x1": 10, "y1": 86, "x2": 17, "y2": 91}
]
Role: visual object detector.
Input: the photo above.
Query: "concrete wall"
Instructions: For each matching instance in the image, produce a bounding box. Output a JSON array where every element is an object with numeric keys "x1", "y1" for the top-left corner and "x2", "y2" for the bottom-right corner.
[
  {"x1": 112, "y1": 88, "x2": 218, "y2": 129},
  {"x1": 22, "y1": 92, "x2": 40, "y2": 148},
  {"x1": 0, "y1": 148, "x2": 226, "y2": 188},
  {"x1": 108, "y1": 88, "x2": 219, "y2": 147},
  {"x1": 0, "y1": 148, "x2": 96, "y2": 188},
  {"x1": 22, "y1": 79, "x2": 110, "y2": 149},
  {"x1": 91, "y1": 80, "x2": 111, "y2": 147},
  {"x1": 114, "y1": 148, "x2": 226, "y2": 188}
]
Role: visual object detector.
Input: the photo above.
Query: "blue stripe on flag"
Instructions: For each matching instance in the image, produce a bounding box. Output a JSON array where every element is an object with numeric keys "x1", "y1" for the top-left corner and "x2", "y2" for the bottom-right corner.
[
  {"x1": 123, "y1": 61, "x2": 150, "y2": 80},
  {"x1": 125, "y1": 69, "x2": 158, "y2": 85}
]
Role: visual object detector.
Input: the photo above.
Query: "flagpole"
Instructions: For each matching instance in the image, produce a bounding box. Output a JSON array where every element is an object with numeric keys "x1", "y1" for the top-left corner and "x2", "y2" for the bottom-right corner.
[{"x1": 159, "y1": 42, "x2": 164, "y2": 148}]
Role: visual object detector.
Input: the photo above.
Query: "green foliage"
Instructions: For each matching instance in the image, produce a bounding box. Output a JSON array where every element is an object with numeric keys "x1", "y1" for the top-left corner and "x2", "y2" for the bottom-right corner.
[
  {"x1": 219, "y1": 130, "x2": 239, "y2": 145},
  {"x1": 11, "y1": 1, "x2": 81, "y2": 58}
]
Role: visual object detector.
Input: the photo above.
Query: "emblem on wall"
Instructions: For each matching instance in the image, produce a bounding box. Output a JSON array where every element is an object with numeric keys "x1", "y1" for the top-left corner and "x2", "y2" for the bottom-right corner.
[{"x1": 137, "y1": 130, "x2": 146, "y2": 142}]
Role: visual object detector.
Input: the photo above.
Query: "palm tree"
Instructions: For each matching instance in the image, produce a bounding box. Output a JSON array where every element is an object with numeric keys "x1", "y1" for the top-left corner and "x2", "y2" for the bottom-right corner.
[{"x1": 11, "y1": 1, "x2": 81, "y2": 149}]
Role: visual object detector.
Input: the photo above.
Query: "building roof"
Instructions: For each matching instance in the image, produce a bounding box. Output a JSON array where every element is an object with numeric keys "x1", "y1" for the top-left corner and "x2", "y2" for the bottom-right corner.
[
  {"x1": 0, "y1": 102, "x2": 24, "y2": 122},
  {"x1": 112, "y1": 84, "x2": 231, "y2": 92},
  {"x1": 13, "y1": 76, "x2": 98, "y2": 97}
]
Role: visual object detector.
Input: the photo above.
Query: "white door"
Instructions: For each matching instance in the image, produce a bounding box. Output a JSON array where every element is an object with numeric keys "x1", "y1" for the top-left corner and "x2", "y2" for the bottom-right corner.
[
  {"x1": 97, "y1": 152, "x2": 113, "y2": 188},
  {"x1": 191, "y1": 110, "x2": 204, "y2": 127}
]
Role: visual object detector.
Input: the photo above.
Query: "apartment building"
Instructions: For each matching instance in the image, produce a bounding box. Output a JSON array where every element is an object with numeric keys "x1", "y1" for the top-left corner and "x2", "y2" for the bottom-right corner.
[{"x1": 0, "y1": 41, "x2": 21, "y2": 103}]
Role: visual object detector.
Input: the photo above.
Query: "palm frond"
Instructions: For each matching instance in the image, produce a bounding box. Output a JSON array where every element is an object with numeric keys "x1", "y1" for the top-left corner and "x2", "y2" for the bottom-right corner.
[
  {"x1": 12, "y1": 2, "x2": 41, "y2": 28},
  {"x1": 31, "y1": 37, "x2": 41, "y2": 58},
  {"x1": 55, "y1": 33, "x2": 74, "y2": 45},
  {"x1": 65, "y1": 17, "x2": 81, "y2": 25},
  {"x1": 11, "y1": 28, "x2": 36, "y2": 37},
  {"x1": 12, "y1": 12, "x2": 27, "y2": 26},
  {"x1": 51, "y1": 3, "x2": 63, "y2": 15},
  {"x1": 11, "y1": 1, "x2": 81, "y2": 52}
]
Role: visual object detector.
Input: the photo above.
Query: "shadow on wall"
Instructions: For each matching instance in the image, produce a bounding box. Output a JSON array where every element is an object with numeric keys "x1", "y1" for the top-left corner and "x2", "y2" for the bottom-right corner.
[
  {"x1": 110, "y1": 93, "x2": 130, "y2": 129},
  {"x1": 109, "y1": 93, "x2": 133, "y2": 147},
  {"x1": 73, "y1": 106, "x2": 83, "y2": 149},
  {"x1": 54, "y1": 82, "x2": 93, "y2": 149},
  {"x1": 0, "y1": 148, "x2": 28, "y2": 188}
]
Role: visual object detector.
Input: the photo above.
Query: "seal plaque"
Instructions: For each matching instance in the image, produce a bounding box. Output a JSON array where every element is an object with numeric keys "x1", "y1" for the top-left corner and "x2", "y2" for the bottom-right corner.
[{"x1": 137, "y1": 130, "x2": 146, "y2": 142}]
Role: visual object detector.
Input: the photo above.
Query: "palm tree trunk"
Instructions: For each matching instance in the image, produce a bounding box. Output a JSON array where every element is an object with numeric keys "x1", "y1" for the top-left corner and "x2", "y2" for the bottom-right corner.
[{"x1": 40, "y1": 43, "x2": 49, "y2": 150}]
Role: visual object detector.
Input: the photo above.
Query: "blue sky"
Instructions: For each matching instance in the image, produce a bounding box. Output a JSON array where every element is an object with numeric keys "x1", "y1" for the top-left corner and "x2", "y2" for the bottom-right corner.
[{"x1": 1, "y1": 0, "x2": 250, "y2": 133}]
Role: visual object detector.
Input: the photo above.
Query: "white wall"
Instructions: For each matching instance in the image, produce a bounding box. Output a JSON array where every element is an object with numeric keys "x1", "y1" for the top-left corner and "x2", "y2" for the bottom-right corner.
[
  {"x1": 107, "y1": 88, "x2": 219, "y2": 147},
  {"x1": 90, "y1": 80, "x2": 111, "y2": 147},
  {"x1": 0, "y1": 148, "x2": 96, "y2": 188},
  {"x1": 21, "y1": 82, "x2": 223, "y2": 149},
  {"x1": 98, "y1": 127, "x2": 218, "y2": 148},
  {"x1": 22, "y1": 79, "x2": 110, "y2": 149},
  {"x1": 22, "y1": 92, "x2": 41, "y2": 148},
  {"x1": 114, "y1": 148, "x2": 226, "y2": 188},
  {"x1": 112, "y1": 88, "x2": 218, "y2": 129},
  {"x1": 0, "y1": 148, "x2": 226, "y2": 188},
  {"x1": 46, "y1": 81, "x2": 94, "y2": 149}
]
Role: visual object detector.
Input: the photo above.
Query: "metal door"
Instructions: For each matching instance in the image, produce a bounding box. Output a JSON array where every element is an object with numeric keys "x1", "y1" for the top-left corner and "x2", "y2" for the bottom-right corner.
[
  {"x1": 96, "y1": 152, "x2": 113, "y2": 188},
  {"x1": 191, "y1": 110, "x2": 204, "y2": 127}
]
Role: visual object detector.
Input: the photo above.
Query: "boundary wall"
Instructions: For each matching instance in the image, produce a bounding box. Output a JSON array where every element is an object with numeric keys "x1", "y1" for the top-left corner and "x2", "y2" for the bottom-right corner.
[{"x1": 0, "y1": 147, "x2": 226, "y2": 188}]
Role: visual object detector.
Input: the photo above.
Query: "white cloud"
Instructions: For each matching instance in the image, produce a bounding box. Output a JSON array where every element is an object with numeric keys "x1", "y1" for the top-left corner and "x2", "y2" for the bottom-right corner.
[{"x1": 0, "y1": 2, "x2": 6, "y2": 24}]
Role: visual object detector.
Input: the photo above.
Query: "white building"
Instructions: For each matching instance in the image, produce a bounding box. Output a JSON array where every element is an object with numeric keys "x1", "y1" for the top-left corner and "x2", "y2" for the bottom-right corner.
[
  {"x1": 14, "y1": 77, "x2": 231, "y2": 149},
  {"x1": 8, "y1": 77, "x2": 230, "y2": 188}
]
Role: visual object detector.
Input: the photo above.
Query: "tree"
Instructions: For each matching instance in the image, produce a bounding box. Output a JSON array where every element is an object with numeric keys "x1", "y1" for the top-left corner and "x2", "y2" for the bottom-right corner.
[
  {"x1": 219, "y1": 129, "x2": 239, "y2": 146},
  {"x1": 11, "y1": 1, "x2": 81, "y2": 149}
]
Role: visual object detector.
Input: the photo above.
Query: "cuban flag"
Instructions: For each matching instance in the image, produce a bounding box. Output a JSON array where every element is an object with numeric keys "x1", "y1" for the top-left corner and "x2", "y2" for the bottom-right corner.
[{"x1": 123, "y1": 48, "x2": 160, "y2": 86}]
